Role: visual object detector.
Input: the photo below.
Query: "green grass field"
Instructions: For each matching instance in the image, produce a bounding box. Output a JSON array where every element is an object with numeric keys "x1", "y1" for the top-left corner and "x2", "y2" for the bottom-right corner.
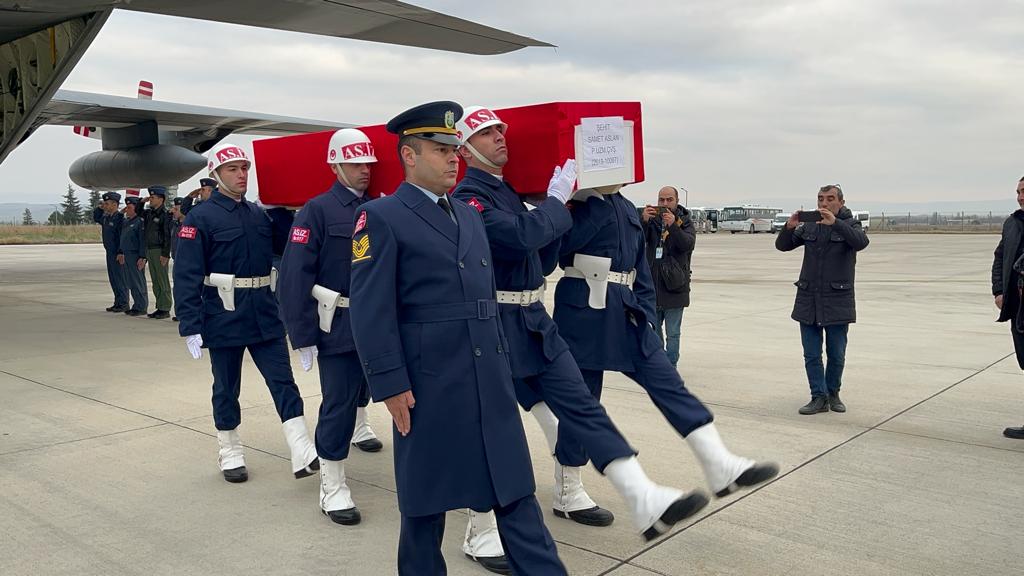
[{"x1": 0, "y1": 225, "x2": 102, "y2": 245}]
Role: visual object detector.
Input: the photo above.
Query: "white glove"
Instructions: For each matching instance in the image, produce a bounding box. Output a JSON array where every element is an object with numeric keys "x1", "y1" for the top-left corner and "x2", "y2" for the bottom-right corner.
[
  {"x1": 298, "y1": 346, "x2": 318, "y2": 372},
  {"x1": 185, "y1": 334, "x2": 203, "y2": 360},
  {"x1": 546, "y1": 159, "x2": 577, "y2": 204}
]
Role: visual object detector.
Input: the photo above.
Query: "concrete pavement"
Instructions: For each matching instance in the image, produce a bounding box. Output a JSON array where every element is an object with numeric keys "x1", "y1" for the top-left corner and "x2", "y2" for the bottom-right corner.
[{"x1": 1, "y1": 233, "x2": 1021, "y2": 575}]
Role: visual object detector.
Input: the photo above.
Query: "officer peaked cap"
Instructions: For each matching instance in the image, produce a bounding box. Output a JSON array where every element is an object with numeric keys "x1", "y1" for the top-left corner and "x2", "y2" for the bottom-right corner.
[{"x1": 386, "y1": 101, "x2": 463, "y2": 146}]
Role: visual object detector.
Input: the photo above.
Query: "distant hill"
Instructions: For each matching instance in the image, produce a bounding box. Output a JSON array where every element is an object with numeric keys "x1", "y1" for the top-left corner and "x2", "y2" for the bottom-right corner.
[{"x1": 0, "y1": 203, "x2": 69, "y2": 224}]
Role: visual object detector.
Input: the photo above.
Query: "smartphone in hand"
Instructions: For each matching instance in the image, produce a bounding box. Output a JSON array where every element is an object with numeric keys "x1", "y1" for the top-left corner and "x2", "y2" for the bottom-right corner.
[{"x1": 798, "y1": 210, "x2": 823, "y2": 223}]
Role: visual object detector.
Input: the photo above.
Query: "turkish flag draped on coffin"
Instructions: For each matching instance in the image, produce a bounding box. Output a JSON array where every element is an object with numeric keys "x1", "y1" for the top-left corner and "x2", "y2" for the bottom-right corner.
[{"x1": 254, "y1": 102, "x2": 645, "y2": 206}]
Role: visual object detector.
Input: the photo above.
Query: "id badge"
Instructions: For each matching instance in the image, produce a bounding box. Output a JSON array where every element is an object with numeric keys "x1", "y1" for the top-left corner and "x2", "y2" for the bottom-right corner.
[{"x1": 655, "y1": 246, "x2": 664, "y2": 260}]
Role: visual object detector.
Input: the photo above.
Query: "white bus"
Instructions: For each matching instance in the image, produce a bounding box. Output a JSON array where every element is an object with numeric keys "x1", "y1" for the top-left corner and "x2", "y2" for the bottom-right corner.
[
  {"x1": 719, "y1": 205, "x2": 782, "y2": 234},
  {"x1": 852, "y1": 210, "x2": 870, "y2": 232}
]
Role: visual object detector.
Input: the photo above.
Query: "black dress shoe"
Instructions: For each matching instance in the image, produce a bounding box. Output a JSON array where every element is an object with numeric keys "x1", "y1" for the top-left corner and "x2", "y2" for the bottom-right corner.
[
  {"x1": 554, "y1": 505, "x2": 615, "y2": 527},
  {"x1": 151, "y1": 310, "x2": 170, "y2": 319},
  {"x1": 465, "y1": 554, "x2": 511, "y2": 575},
  {"x1": 642, "y1": 491, "x2": 710, "y2": 542},
  {"x1": 352, "y1": 438, "x2": 383, "y2": 453},
  {"x1": 105, "y1": 305, "x2": 118, "y2": 312},
  {"x1": 827, "y1": 392, "x2": 846, "y2": 413},
  {"x1": 715, "y1": 462, "x2": 780, "y2": 498},
  {"x1": 109, "y1": 305, "x2": 129, "y2": 313},
  {"x1": 146, "y1": 311, "x2": 158, "y2": 318},
  {"x1": 799, "y1": 396, "x2": 829, "y2": 415},
  {"x1": 294, "y1": 457, "x2": 321, "y2": 479},
  {"x1": 1003, "y1": 426, "x2": 1024, "y2": 439},
  {"x1": 125, "y1": 309, "x2": 145, "y2": 317},
  {"x1": 172, "y1": 316, "x2": 179, "y2": 322},
  {"x1": 222, "y1": 466, "x2": 248, "y2": 483},
  {"x1": 322, "y1": 507, "x2": 361, "y2": 525}
]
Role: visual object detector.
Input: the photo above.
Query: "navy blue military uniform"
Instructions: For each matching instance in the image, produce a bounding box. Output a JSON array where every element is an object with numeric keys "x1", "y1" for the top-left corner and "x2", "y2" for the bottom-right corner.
[
  {"x1": 173, "y1": 190, "x2": 306, "y2": 432},
  {"x1": 278, "y1": 181, "x2": 371, "y2": 461},
  {"x1": 349, "y1": 98, "x2": 564, "y2": 576},
  {"x1": 554, "y1": 191, "x2": 713, "y2": 442},
  {"x1": 170, "y1": 198, "x2": 183, "y2": 259},
  {"x1": 119, "y1": 199, "x2": 148, "y2": 314},
  {"x1": 452, "y1": 167, "x2": 634, "y2": 471},
  {"x1": 93, "y1": 193, "x2": 128, "y2": 310}
]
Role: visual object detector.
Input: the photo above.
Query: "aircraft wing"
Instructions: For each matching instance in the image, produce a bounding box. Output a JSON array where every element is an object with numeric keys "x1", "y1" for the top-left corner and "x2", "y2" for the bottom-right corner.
[
  {"x1": 36, "y1": 89, "x2": 350, "y2": 140},
  {"x1": 2, "y1": 0, "x2": 553, "y2": 55}
]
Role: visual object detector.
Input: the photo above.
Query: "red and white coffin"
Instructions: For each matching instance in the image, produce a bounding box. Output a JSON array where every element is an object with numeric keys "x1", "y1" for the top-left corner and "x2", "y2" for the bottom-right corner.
[{"x1": 254, "y1": 102, "x2": 644, "y2": 206}]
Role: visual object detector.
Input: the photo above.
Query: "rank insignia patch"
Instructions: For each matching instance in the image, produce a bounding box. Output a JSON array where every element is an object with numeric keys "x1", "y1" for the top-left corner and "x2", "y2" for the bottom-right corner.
[{"x1": 352, "y1": 235, "x2": 371, "y2": 263}]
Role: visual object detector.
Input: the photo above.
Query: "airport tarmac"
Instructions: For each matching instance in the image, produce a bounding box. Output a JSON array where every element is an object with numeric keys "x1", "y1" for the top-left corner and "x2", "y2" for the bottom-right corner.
[{"x1": 1, "y1": 232, "x2": 1021, "y2": 576}]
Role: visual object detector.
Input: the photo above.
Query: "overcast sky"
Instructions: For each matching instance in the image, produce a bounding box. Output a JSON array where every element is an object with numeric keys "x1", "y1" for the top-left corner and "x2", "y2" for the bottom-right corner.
[{"x1": 2, "y1": 0, "x2": 1024, "y2": 209}]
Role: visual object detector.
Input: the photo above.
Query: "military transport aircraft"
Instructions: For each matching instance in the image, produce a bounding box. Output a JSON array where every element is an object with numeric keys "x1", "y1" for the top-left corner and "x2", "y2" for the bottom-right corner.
[{"x1": 0, "y1": 0, "x2": 550, "y2": 190}]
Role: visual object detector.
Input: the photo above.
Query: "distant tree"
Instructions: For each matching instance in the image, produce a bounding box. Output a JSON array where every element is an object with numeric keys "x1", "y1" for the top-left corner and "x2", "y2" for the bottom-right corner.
[
  {"x1": 21, "y1": 208, "x2": 35, "y2": 226},
  {"x1": 60, "y1": 184, "x2": 83, "y2": 225},
  {"x1": 47, "y1": 210, "x2": 64, "y2": 225},
  {"x1": 88, "y1": 189, "x2": 102, "y2": 212}
]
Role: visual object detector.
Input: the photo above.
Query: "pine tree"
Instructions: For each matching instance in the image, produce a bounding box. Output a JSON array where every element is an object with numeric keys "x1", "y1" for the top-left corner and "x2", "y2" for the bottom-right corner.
[
  {"x1": 47, "y1": 211, "x2": 63, "y2": 225},
  {"x1": 21, "y1": 208, "x2": 35, "y2": 226},
  {"x1": 60, "y1": 184, "x2": 83, "y2": 225},
  {"x1": 88, "y1": 189, "x2": 102, "y2": 211}
]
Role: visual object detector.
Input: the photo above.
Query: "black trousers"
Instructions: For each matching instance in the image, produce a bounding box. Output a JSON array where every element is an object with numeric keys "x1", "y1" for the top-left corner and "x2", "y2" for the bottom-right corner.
[{"x1": 1011, "y1": 320, "x2": 1024, "y2": 370}]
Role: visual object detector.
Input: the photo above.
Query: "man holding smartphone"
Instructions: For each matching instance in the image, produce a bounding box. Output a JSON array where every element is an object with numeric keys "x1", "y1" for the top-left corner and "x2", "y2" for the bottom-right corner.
[
  {"x1": 641, "y1": 186, "x2": 696, "y2": 367},
  {"x1": 776, "y1": 184, "x2": 869, "y2": 415}
]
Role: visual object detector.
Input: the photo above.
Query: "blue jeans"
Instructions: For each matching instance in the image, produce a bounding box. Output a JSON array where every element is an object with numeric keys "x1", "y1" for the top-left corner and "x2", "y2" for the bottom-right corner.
[
  {"x1": 799, "y1": 323, "x2": 849, "y2": 398},
  {"x1": 656, "y1": 307, "x2": 684, "y2": 365}
]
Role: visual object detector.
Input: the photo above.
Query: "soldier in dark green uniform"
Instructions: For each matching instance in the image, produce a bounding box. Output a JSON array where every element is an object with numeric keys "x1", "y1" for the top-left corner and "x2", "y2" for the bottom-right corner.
[{"x1": 140, "y1": 186, "x2": 173, "y2": 319}]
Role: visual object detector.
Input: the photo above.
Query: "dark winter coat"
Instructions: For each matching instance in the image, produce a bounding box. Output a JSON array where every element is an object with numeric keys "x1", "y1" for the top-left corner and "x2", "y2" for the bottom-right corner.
[
  {"x1": 775, "y1": 206, "x2": 869, "y2": 326},
  {"x1": 992, "y1": 210, "x2": 1024, "y2": 323},
  {"x1": 643, "y1": 206, "x2": 696, "y2": 309}
]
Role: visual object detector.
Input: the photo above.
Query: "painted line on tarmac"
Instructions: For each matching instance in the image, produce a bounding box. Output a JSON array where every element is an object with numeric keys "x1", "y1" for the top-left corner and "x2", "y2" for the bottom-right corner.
[{"x1": 595, "y1": 350, "x2": 1015, "y2": 576}]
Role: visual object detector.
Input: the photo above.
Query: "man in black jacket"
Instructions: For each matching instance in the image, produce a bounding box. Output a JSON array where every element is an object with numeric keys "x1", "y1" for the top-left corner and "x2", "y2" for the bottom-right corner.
[
  {"x1": 642, "y1": 186, "x2": 696, "y2": 367},
  {"x1": 991, "y1": 177, "x2": 1024, "y2": 439},
  {"x1": 776, "y1": 185, "x2": 869, "y2": 415}
]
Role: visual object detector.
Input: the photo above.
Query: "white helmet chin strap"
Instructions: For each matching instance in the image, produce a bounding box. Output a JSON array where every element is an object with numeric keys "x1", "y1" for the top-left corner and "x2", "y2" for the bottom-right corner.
[
  {"x1": 465, "y1": 142, "x2": 501, "y2": 170},
  {"x1": 333, "y1": 164, "x2": 354, "y2": 189}
]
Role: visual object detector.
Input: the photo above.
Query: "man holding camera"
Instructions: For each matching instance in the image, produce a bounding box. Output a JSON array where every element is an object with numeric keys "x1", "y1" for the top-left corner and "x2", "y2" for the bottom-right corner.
[
  {"x1": 641, "y1": 186, "x2": 696, "y2": 367},
  {"x1": 776, "y1": 184, "x2": 869, "y2": 415}
]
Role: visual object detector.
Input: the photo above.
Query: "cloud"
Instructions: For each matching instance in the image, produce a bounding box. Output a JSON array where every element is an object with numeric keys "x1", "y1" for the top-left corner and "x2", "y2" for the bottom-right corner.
[{"x1": 1, "y1": 1, "x2": 1023, "y2": 209}]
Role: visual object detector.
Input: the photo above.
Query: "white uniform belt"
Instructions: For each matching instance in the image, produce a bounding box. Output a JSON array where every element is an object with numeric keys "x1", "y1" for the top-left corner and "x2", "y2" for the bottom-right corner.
[
  {"x1": 496, "y1": 283, "x2": 546, "y2": 306},
  {"x1": 204, "y1": 275, "x2": 272, "y2": 289},
  {"x1": 564, "y1": 267, "x2": 636, "y2": 287},
  {"x1": 335, "y1": 296, "x2": 350, "y2": 308}
]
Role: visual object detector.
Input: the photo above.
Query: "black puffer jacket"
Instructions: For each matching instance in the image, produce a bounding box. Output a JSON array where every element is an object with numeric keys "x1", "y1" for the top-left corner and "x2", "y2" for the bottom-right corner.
[
  {"x1": 992, "y1": 210, "x2": 1024, "y2": 323},
  {"x1": 775, "y1": 207, "x2": 869, "y2": 326},
  {"x1": 643, "y1": 206, "x2": 696, "y2": 308}
]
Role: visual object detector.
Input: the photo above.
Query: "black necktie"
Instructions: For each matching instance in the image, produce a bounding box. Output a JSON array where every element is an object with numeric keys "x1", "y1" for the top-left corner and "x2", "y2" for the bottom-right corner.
[{"x1": 437, "y1": 196, "x2": 455, "y2": 223}]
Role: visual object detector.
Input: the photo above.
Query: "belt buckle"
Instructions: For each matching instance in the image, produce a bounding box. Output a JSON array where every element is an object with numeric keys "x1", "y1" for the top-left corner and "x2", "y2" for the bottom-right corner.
[{"x1": 519, "y1": 291, "x2": 530, "y2": 306}]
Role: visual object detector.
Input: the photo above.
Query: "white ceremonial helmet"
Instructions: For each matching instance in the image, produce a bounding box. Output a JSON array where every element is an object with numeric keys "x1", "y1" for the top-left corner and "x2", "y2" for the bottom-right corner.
[
  {"x1": 206, "y1": 143, "x2": 251, "y2": 194},
  {"x1": 455, "y1": 106, "x2": 506, "y2": 144},
  {"x1": 326, "y1": 128, "x2": 378, "y2": 164},
  {"x1": 207, "y1": 143, "x2": 250, "y2": 174},
  {"x1": 456, "y1": 106, "x2": 507, "y2": 170}
]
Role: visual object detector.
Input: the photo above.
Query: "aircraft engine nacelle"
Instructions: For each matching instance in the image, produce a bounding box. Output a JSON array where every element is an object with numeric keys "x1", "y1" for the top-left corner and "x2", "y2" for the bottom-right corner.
[{"x1": 69, "y1": 144, "x2": 207, "y2": 190}]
